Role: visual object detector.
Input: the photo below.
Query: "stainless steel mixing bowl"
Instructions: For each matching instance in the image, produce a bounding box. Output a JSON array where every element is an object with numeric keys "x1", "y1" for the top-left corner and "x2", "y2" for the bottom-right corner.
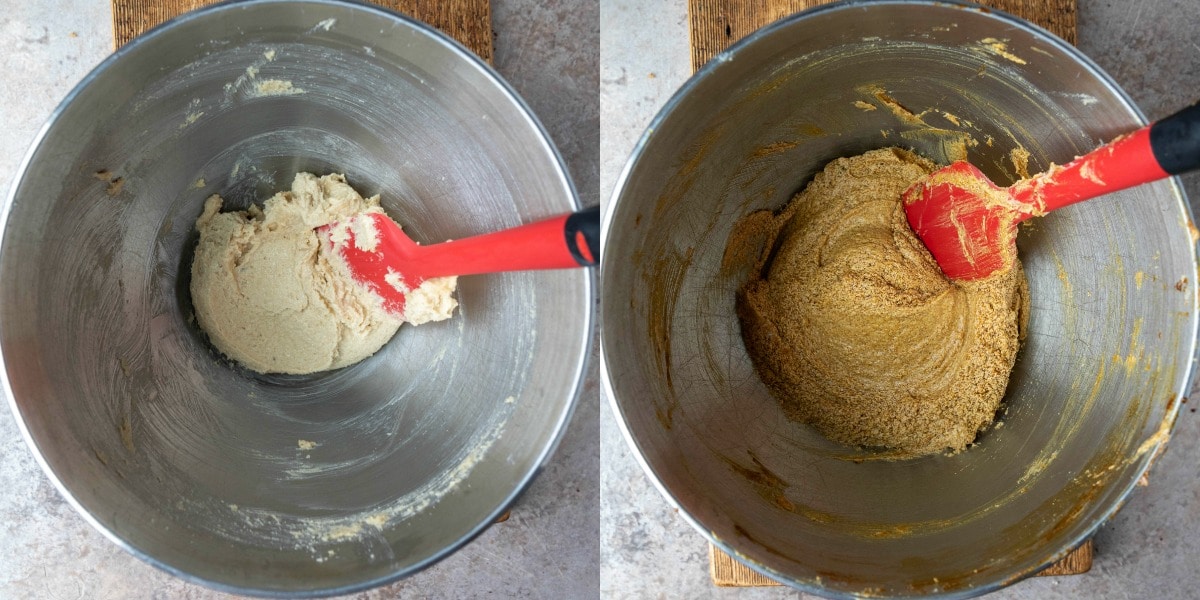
[
  {"x1": 602, "y1": 1, "x2": 1197, "y2": 597},
  {"x1": 2, "y1": 0, "x2": 590, "y2": 595}
]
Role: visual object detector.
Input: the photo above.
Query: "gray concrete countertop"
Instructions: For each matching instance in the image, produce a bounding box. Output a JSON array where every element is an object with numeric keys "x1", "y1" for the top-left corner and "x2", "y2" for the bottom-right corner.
[
  {"x1": 0, "y1": 1, "x2": 598, "y2": 598},
  {"x1": 599, "y1": 0, "x2": 1200, "y2": 598}
]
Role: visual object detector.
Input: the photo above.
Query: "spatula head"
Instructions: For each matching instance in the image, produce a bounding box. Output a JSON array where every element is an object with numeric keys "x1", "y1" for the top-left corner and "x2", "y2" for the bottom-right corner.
[
  {"x1": 318, "y1": 212, "x2": 421, "y2": 316},
  {"x1": 902, "y1": 161, "x2": 1027, "y2": 281}
]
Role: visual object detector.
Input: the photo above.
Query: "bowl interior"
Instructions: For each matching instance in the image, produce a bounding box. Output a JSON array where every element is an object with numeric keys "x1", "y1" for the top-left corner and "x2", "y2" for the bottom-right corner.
[
  {"x1": 2, "y1": 0, "x2": 589, "y2": 594},
  {"x1": 603, "y1": 2, "x2": 1195, "y2": 597}
]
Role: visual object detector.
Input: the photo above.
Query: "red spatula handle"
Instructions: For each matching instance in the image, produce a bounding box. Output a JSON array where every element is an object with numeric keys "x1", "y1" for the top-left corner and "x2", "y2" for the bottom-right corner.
[
  {"x1": 410, "y1": 205, "x2": 599, "y2": 279},
  {"x1": 1011, "y1": 101, "x2": 1200, "y2": 217}
]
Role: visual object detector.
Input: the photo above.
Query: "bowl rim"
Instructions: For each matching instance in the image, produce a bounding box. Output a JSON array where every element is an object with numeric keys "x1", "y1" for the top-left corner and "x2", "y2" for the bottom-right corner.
[
  {"x1": 599, "y1": 0, "x2": 1198, "y2": 597},
  {"x1": 0, "y1": 0, "x2": 593, "y2": 596}
]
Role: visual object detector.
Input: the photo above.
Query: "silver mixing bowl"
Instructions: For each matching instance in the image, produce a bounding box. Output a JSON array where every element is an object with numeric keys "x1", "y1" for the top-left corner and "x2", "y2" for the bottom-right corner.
[
  {"x1": 2, "y1": 0, "x2": 590, "y2": 595},
  {"x1": 602, "y1": 1, "x2": 1197, "y2": 597}
]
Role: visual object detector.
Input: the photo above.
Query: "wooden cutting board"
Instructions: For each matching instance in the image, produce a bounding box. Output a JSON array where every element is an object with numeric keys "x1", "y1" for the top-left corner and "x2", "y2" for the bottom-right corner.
[
  {"x1": 690, "y1": 0, "x2": 1074, "y2": 71},
  {"x1": 111, "y1": 0, "x2": 493, "y2": 63},
  {"x1": 689, "y1": 0, "x2": 1092, "y2": 586}
]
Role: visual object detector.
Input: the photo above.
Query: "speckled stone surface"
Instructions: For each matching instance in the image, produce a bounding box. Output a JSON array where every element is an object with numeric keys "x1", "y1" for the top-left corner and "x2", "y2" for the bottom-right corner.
[
  {"x1": 599, "y1": 0, "x2": 1200, "y2": 598},
  {"x1": 0, "y1": 1, "x2": 598, "y2": 598}
]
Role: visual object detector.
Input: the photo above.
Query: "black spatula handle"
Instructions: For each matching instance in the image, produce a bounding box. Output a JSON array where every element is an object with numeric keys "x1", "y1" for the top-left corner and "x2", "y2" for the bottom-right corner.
[{"x1": 1150, "y1": 101, "x2": 1200, "y2": 175}]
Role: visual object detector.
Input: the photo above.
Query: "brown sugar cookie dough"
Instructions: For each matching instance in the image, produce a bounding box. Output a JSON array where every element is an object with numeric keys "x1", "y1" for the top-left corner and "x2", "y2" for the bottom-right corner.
[{"x1": 737, "y1": 148, "x2": 1028, "y2": 457}]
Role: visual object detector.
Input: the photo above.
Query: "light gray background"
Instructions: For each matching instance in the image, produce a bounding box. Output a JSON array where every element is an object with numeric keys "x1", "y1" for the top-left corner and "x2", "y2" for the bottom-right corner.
[
  {"x1": 599, "y1": 0, "x2": 1200, "y2": 599},
  {"x1": 0, "y1": 0, "x2": 598, "y2": 598}
]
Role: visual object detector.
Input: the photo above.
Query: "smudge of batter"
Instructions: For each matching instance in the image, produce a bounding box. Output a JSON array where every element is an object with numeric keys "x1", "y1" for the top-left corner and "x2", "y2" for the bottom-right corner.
[
  {"x1": 1079, "y1": 160, "x2": 1105, "y2": 185},
  {"x1": 977, "y1": 38, "x2": 1028, "y2": 65},
  {"x1": 858, "y1": 85, "x2": 979, "y2": 163},
  {"x1": 250, "y1": 80, "x2": 305, "y2": 97},
  {"x1": 180, "y1": 111, "x2": 204, "y2": 129},
  {"x1": 1009, "y1": 147, "x2": 1031, "y2": 179},
  {"x1": 752, "y1": 141, "x2": 798, "y2": 158}
]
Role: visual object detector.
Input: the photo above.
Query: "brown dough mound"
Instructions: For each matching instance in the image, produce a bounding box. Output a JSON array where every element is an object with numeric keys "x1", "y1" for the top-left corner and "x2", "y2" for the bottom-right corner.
[{"x1": 737, "y1": 148, "x2": 1028, "y2": 457}]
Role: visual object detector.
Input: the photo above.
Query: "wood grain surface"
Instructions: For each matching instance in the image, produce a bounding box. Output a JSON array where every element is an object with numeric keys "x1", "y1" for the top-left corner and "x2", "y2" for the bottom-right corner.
[
  {"x1": 111, "y1": 0, "x2": 494, "y2": 63},
  {"x1": 711, "y1": 541, "x2": 1093, "y2": 586},
  {"x1": 689, "y1": 0, "x2": 1075, "y2": 71},
  {"x1": 691, "y1": 0, "x2": 1091, "y2": 586}
]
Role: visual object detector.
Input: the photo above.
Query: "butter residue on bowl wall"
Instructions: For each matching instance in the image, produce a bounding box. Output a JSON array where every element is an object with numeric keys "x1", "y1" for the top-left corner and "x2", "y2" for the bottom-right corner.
[{"x1": 976, "y1": 38, "x2": 1029, "y2": 65}]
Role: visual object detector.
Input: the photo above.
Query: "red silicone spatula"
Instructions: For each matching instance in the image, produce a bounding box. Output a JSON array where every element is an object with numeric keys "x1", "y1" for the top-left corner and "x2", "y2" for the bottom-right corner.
[
  {"x1": 904, "y1": 101, "x2": 1200, "y2": 281},
  {"x1": 319, "y1": 206, "x2": 599, "y2": 316}
]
